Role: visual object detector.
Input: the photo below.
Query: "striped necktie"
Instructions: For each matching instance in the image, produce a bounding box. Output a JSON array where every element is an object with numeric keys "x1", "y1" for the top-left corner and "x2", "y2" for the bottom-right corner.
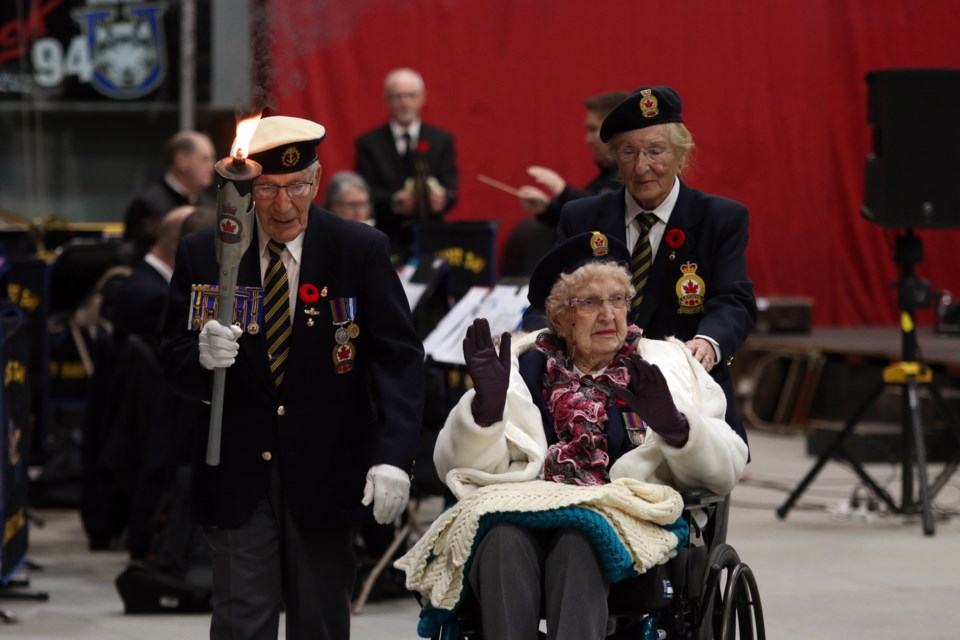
[
  {"x1": 263, "y1": 240, "x2": 290, "y2": 387},
  {"x1": 630, "y1": 213, "x2": 657, "y2": 314}
]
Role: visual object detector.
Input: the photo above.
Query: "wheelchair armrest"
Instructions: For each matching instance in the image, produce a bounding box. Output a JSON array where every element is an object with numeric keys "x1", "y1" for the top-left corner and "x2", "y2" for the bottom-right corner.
[
  {"x1": 680, "y1": 489, "x2": 731, "y2": 548},
  {"x1": 680, "y1": 488, "x2": 725, "y2": 506}
]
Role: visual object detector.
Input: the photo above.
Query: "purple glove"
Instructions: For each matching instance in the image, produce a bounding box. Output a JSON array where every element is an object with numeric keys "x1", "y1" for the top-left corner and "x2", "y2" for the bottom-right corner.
[
  {"x1": 614, "y1": 356, "x2": 690, "y2": 447},
  {"x1": 462, "y1": 318, "x2": 512, "y2": 425}
]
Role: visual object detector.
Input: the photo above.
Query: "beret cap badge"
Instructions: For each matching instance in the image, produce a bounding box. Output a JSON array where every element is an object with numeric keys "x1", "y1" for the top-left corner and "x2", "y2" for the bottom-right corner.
[
  {"x1": 639, "y1": 90, "x2": 659, "y2": 118},
  {"x1": 600, "y1": 85, "x2": 683, "y2": 142},
  {"x1": 590, "y1": 231, "x2": 610, "y2": 257},
  {"x1": 281, "y1": 146, "x2": 301, "y2": 168}
]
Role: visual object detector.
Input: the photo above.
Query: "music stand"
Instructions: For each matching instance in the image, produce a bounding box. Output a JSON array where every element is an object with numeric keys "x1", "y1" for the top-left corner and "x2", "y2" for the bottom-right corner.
[{"x1": 776, "y1": 231, "x2": 960, "y2": 535}]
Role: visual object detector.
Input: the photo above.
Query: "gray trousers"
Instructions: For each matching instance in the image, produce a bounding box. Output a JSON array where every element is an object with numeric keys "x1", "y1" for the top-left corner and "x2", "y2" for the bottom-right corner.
[
  {"x1": 203, "y1": 465, "x2": 356, "y2": 640},
  {"x1": 468, "y1": 523, "x2": 610, "y2": 640}
]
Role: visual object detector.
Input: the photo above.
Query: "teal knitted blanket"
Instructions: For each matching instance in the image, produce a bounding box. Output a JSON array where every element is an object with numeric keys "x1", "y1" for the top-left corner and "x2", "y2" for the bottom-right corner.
[{"x1": 416, "y1": 506, "x2": 688, "y2": 638}]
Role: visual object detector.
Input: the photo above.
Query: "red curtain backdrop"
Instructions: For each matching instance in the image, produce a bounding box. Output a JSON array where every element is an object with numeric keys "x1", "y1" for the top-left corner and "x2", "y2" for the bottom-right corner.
[{"x1": 264, "y1": 0, "x2": 960, "y2": 327}]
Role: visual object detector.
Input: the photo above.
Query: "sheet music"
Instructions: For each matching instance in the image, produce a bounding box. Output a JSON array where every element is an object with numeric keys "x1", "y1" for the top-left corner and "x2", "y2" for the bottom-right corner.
[
  {"x1": 424, "y1": 284, "x2": 529, "y2": 365},
  {"x1": 483, "y1": 284, "x2": 530, "y2": 337},
  {"x1": 396, "y1": 262, "x2": 426, "y2": 311}
]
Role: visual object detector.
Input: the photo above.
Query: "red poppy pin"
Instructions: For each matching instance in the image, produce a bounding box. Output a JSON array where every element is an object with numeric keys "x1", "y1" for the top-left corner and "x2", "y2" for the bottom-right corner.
[
  {"x1": 417, "y1": 140, "x2": 430, "y2": 154},
  {"x1": 299, "y1": 283, "x2": 320, "y2": 304},
  {"x1": 665, "y1": 229, "x2": 685, "y2": 261},
  {"x1": 665, "y1": 229, "x2": 685, "y2": 249}
]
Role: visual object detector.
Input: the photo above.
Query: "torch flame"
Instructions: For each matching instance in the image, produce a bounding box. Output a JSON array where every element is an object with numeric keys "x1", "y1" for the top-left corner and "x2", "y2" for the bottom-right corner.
[{"x1": 231, "y1": 113, "x2": 262, "y2": 160}]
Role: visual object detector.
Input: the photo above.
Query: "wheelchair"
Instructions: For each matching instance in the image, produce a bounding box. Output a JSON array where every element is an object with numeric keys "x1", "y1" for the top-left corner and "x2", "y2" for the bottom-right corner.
[{"x1": 432, "y1": 488, "x2": 765, "y2": 640}]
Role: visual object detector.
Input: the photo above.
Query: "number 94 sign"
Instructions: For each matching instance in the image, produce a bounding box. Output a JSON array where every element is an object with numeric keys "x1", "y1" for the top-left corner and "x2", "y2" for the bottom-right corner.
[{"x1": 31, "y1": 2, "x2": 167, "y2": 100}]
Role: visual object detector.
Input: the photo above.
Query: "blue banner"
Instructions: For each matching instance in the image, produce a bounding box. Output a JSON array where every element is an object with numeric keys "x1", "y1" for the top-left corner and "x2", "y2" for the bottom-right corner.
[{"x1": 0, "y1": 305, "x2": 31, "y2": 583}]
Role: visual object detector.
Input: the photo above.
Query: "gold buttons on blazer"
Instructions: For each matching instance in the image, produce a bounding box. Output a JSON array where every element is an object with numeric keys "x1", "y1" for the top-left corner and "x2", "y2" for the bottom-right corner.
[
  {"x1": 277, "y1": 405, "x2": 286, "y2": 416},
  {"x1": 261, "y1": 451, "x2": 272, "y2": 461}
]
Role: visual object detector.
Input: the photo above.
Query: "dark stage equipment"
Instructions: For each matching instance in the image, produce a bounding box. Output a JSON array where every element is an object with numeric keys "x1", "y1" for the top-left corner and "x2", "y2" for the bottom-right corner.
[
  {"x1": 862, "y1": 68, "x2": 960, "y2": 229},
  {"x1": 780, "y1": 69, "x2": 960, "y2": 535}
]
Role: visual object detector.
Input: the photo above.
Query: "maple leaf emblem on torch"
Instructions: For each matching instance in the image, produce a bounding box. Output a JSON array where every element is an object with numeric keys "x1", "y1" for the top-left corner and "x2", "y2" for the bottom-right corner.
[{"x1": 218, "y1": 217, "x2": 242, "y2": 244}]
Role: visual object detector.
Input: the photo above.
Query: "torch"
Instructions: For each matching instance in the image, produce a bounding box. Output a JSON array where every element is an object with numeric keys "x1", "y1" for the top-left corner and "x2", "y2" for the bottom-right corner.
[{"x1": 206, "y1": 115, "x2": 262, "y2": 466}]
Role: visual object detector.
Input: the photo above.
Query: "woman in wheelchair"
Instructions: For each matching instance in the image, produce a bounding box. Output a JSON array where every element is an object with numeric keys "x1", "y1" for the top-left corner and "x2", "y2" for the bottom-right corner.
[{"x1": 397, "y1": 232, "x2": 748, "y2": 640}]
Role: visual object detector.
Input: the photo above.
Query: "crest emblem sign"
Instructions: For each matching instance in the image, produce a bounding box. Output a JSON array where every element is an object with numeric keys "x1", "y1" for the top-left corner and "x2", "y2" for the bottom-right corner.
[{"x1": 74, "y1": 3, "x2": 168, "y2": 99}]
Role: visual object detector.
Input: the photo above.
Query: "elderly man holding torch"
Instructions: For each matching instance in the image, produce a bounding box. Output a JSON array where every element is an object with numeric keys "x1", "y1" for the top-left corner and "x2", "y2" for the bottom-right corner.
[{"x1": 161, "y1": 116, "x2": 424, "y2": 640}]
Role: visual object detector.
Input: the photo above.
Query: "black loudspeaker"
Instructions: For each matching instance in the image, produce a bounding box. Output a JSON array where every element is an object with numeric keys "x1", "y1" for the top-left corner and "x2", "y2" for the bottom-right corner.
[{"x1": 863, "y1": 68, "x2": 960, "y2": 228}]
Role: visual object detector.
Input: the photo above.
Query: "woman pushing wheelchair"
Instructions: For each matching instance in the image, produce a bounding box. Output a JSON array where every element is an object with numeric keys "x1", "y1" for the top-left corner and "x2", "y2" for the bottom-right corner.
[{"x1": 397, "y1": 232, "x2": 748, "y2": 640}]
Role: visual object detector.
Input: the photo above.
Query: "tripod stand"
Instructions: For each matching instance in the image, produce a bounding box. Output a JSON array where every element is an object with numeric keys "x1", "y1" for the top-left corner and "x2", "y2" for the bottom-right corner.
[{"x1": 776, "y1": 231, "x2": 960, "y2": 535}]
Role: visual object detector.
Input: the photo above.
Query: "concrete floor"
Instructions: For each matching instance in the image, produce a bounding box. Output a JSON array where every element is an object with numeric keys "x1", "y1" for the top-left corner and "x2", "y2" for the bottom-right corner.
[{"x1": 2, "y1": 428, "x2": 959, "y2": 639}]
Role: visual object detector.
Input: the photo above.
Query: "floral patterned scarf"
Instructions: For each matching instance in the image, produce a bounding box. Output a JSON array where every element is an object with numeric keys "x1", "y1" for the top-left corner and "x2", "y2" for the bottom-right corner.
[{"x1": 537, "y1": 327, "x2": 642, "y2": 486}]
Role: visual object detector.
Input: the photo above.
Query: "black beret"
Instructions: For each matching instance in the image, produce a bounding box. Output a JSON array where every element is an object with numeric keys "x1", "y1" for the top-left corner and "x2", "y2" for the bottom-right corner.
[
  {"x1": 247, "y1": 116, "x2": 327, "y2": 174},
  {"x1": 527, "y1": 231, "x2": 632, "y2": 309},
  {"x1": 599, "y1": 86, "x2": 683, "y2": 142}
]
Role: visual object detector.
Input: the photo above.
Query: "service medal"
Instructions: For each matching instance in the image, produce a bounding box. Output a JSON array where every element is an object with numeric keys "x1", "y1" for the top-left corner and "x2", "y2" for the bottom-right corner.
[
  {"x1": 623, "y1": 412, "x2": 648, "y2": 447},
  {"x1": 330, "y1": 298, "x2": 358, "y2": 346},
  {"x1": 333, "y1": 340, "x2": 356, "y2": 374}
]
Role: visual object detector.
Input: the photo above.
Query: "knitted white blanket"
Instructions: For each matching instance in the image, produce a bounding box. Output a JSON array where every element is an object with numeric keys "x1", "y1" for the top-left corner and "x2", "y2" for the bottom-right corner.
[{"x1": 394, "y1": 478, "x2": 684, "y2": 610}]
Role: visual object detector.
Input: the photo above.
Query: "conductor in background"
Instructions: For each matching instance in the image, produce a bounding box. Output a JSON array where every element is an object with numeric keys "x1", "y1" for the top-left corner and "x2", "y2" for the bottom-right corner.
[
  {"x1": 525, "y1": 86, "x2": 756, "y2": 444},
  {"x1": 355, "y1": 67, "x2": 458, "y2": 259},
  {"x1": 517, "y1": 90, "x2": 628, "y2": 226},
  {"x1": 123, "y1": 130, "x2": 216, "y2": 260},
  {"x1": 161, "y1": 116, "x2": 425, "y2": 639}
]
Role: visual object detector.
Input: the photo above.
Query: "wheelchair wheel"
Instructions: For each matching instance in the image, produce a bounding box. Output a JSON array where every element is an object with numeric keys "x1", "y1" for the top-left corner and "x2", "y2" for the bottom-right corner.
[{"x1": 696, "y1": 543, "x2": 765, "y2": 640}]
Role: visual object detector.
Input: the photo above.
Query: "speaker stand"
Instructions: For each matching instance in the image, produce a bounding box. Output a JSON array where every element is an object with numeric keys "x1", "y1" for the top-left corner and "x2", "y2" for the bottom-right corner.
[{"x1": 776, "y1": 231, "x2": 960, "y2": 535}]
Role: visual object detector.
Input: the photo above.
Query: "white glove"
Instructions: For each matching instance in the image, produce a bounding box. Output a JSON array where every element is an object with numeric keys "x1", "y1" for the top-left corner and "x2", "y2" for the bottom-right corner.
[
  {"x1": 198, "y1": 321, "x2": 243, "y2": 370},
  {"x1": 361, "y1": 464, "x2": 411, "y2": 525}
]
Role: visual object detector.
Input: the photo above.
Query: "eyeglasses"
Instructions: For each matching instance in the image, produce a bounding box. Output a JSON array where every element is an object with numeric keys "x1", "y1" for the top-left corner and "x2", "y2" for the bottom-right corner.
[
  {"x1": 253, "y1": 182, "x2": 314, "y2": 200},
  {"x1": 387, "y1": 91, "x2": 421, "y2": 101},
  {"x1": 567, "y1": 293, "x2": 632, "y2": 313},
  {"x1": 615, "y1": 146, "x2": 672, "y2": 164}
]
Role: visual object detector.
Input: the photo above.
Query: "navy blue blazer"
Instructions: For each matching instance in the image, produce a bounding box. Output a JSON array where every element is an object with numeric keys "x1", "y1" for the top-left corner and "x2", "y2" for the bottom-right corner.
[
  {"x1": 160, "y1": 206, "x2": 425, "y2": 531},
  {"x1": 114, "y1": 259, "x2": 169, "y2": 347},
  {"x1": 528, "y1": 181, "x2": 756, "y2": 442},
  {"x1": 355, "y1": 122, "x2": 459, "y2": 240}
]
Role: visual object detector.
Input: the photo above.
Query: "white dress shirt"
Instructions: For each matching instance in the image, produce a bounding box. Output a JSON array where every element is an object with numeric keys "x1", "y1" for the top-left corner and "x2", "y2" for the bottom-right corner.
[
  {"x1": 389, "y1": 120, "x2": 422, "y2": 156},
  {"x1": 144, "y1": 252, "x2": 173, "y2": 283}
]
